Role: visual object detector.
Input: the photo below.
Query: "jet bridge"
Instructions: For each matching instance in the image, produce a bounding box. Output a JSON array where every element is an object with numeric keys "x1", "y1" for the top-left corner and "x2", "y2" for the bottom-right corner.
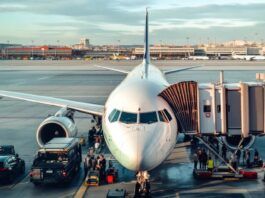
[
  {"x1": 159, "y1": 81, "x2": 198, "y2": 133},
  {"x1": 159, "y1": 81, "x2": 265, "y2": 143}
]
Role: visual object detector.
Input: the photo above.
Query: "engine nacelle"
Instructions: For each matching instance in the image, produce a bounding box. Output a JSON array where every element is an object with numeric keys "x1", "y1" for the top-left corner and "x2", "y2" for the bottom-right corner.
[
  {"x1": 221, "y1": 135, "x2": 256, "y2": 150},
  {"x1": 36, "y1": 116, "x2": 78, "y2": 147}
]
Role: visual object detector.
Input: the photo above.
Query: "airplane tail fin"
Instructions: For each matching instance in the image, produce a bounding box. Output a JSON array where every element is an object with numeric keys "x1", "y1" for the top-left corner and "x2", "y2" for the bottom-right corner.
[{"x1": 143, "y1": 8, "x2": 150, "y2": 78}]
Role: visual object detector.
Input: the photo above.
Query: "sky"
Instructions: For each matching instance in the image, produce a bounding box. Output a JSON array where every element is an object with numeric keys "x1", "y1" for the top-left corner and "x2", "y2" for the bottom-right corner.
[{"x1": 0, "y1": 0, "x2": 265, "y2": 45}]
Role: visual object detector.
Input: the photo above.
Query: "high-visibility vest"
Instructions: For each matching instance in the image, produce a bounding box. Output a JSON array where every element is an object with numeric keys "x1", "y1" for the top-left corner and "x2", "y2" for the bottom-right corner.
[{"x1": 207, "y1": 159, "x2": 214, "y2": 169}]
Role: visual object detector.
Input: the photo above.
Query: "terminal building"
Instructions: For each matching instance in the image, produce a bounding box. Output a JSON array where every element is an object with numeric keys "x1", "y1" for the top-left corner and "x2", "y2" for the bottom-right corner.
[
  {"x1": 2, "y1": 46, "x2": 72, "y2": 60},
  {"x1": 133, "y1": 45, "x2": 265, "y2": 59},
  {"x1": 133, "y1": 45, "x2": 194, "y2": 59}
]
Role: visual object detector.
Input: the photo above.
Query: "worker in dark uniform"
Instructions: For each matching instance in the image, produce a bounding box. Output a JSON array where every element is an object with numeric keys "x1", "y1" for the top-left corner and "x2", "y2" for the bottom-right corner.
[
  {"x1": 202, "y1": 149, "x2": 208, "y2": 170},
  {"x1": 222, "y1": 144, "x2": 227, "y2": 160},
  {"x1": 254, "y1": 149, "x2": 259, "y2": 165},
  {"x1": 197, "y1": 148, "x2": 203, "y2": 170},
  {"x1": 88, "y1": 126, "x2": 96, "y2": 146},
  {"x1": 236, "y1": 149, "x2": 241, "y2": 166},
  {"x1": 193, "y1": 152, "x2": 198, "y2": 170},
  {"x1": 242, "y1": 150, "x2": 246, "y2": 166},
  {"x1": 84, "y1": 154, "x2": 91, "y2": 178},
  {"x1": 246, "y1": 149, "x2": 251, "y2": 168}
]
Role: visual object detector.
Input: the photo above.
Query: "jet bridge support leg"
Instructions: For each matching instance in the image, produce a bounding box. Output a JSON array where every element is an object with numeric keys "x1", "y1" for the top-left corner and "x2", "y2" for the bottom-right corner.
[{"x1": 195, "y1": 136, "x2": 238, "y2": 174}]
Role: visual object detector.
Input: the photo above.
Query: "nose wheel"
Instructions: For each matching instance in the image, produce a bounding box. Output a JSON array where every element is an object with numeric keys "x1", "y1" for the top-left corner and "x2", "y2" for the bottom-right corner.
[{"x1": 134, "y1": 171, "x2": 151, "y2": 198}]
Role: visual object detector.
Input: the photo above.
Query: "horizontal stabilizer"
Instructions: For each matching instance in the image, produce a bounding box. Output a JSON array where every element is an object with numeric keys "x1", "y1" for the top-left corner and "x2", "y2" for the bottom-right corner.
[
  {"x1": 96, "y1": 65, "x2": 129, "y2": 74},
  {"x1": 164, "y1": 66, "x2": 200, "y2": 75}
]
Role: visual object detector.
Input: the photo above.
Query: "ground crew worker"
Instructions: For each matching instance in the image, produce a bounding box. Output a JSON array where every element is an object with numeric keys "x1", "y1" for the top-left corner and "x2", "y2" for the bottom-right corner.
[
  {"x1": 201, "y1": 149, "x2": 208, "y2": 170},
  {"x1": 207, "y1": 156, "x2": 214, "y2": 172},
  {"x1": 243, "y1": 150, "x2": 246, "y2": 166},
  {"x1": 246, "y1": 149, "x2": 250, "y2": 168},
  {"x1": 222, "y1": 144, "x2": 227, "y2": 160},
  {"x1": 236, "y1": 149, "x2": 241, "y2": 166},
  {"x1": 197, "y1": 148, "x2": 203, "y2": 169},
  {"x1": 254, "y1": 148, "x2": 259, "y2": 165},
  {"x1": 193, "y1": 152, "x2": 198, "y2": 170},
  {"x1": 84, "y1": 154, "x2": 91, "y2": 178}
]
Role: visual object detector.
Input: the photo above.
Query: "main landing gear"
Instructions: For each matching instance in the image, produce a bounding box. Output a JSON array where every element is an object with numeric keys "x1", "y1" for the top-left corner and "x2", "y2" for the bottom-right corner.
[{"x1": 134, "y1": 171, "x2": 151, "y2": 198}]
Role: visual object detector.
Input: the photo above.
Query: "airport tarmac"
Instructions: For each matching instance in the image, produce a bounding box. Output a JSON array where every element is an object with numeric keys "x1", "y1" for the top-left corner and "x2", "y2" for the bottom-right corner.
[{"x1": 0, "y1": 60, "x2": 265, "y2": 198}]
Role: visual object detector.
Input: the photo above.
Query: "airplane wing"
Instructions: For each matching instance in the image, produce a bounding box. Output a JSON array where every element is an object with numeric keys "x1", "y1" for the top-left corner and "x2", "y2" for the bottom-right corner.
[
  {"x1": 164, "y1": 66, "x2": 200, "y2": 75},
  {"x1": 0, "y1": 90, "x2": 104, "y2": 116},
  {"x1": 96, "y1": 65, "x2": 129, "y2": 74}
]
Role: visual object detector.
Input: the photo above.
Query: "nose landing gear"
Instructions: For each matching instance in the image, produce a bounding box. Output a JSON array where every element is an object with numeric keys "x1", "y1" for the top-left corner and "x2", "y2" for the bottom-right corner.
[{"x1": 134, "y1": 171, "x2": 151, "y2": 198}]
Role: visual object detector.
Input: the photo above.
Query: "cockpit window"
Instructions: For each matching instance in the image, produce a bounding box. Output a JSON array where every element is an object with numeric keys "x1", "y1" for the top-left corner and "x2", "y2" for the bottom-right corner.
[
  {"x1": 119, "y1": 111, "x2": 137, "y2": 124},
  {"x1": 163, "y1": 109, "x2": 172, "y2": 121},
  {"x1": 158, "y1": 111, "x2": 168, "y2": 122},
  {"x1": 140, "y1": 111, "x2": 158, "y2": 124},
  {"x1": 108, "y1": 109, "x2": 121, "y2": 123}
]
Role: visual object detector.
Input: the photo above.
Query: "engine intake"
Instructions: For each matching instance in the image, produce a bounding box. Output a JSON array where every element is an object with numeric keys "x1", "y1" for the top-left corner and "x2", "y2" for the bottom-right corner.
[{"x1": 36, "y1": 116, "x2": 77, "y2": 147}]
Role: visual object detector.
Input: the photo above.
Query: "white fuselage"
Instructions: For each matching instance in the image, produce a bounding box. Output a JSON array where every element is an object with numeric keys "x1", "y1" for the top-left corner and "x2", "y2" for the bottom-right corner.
[
  {"x1": 232, "y1": 54, "x2": 265, "y2": 61},
  {"x1": 102, "y1": 62, "x2": 178, "y2": 171},
  {"x1": 188, "y1": 56, "x2": 209, "y2": 60}
]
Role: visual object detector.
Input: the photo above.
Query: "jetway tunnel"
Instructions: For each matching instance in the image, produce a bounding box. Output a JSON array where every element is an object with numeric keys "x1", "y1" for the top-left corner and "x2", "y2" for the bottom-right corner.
[
  {"x1": 159, "y1": 81, "x2": 198, "y2": 133},
  {"x1": 159, "y1": 81, "x2": 265, "y2": 149}
]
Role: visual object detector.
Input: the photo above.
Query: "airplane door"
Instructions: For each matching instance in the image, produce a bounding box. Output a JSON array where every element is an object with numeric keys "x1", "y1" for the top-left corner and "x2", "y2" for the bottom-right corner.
[
  {"x1": 249, "y1": 86, "x2": 264, "y2": 133},
  {"x1": 227, "y1": 90, "x2": 241, "y2": 135},
  {"x1": 215, "y1": 89, "x2": 222, "y2": 132}
]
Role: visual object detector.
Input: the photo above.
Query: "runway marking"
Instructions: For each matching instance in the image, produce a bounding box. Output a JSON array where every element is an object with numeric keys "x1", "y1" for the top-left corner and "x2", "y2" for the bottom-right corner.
[
  {"x1": 74, "y1": 181, "x2": 88, "y2": 198},
  {"x1": 38, "y1": 76, "x2": 50, "y2": 80}
]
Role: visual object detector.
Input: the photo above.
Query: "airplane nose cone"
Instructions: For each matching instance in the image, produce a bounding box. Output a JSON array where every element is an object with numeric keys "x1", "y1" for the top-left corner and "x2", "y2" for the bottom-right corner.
[{"x1": 121, "y1": 126, "x2": 157, "y2": 171}]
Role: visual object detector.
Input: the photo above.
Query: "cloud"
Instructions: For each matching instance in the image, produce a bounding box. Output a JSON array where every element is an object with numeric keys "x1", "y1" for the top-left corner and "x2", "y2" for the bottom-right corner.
[{"x1": 0, "y1": 0, "x2": 265, "y2": 44}]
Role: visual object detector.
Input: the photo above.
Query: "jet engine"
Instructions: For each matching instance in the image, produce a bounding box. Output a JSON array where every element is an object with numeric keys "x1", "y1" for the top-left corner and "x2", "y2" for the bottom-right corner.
[
  {"x1": 221, "y1": 135, "x2": 255, "y2": 150},
  {"x1": 36, "y1": 108, "x2": 77, "y2": 147}
]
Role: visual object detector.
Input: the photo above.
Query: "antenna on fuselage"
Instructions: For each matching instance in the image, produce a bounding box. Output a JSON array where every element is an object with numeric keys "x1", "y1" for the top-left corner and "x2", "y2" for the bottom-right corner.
[{"x1": 143, "y1": 7, "x2": 150, "y2": 79}]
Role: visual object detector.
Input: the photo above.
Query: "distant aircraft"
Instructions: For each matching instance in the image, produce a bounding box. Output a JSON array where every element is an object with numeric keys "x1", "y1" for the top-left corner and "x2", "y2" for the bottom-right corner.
[
  {"x1": 231, "y1": 52, "x2": 265, "y2": 61},
  {"x1": 188, "y1": 55, "x2": 209, "y2": 60},
  {"x1": 110, "y1": 53, "x2": 130, "y2": 60}
]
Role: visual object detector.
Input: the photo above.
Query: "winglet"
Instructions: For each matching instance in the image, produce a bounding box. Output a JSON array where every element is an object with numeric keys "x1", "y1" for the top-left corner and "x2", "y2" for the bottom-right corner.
[{"x1": 143, "y1": 8, "x2": 150, "y2": 78}]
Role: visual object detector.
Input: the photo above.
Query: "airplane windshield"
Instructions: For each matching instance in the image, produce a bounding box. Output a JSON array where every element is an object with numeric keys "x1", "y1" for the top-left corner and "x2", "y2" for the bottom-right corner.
[
  {"x1": 158, "y1": 111, "x2": 167, "y2": 122},
  {"x1": 108, "y1": 109, "x2": 121, "y2": 123},
  {"x1": 163, "y1": 109, "x2": 172, "y2": 121},
  {"x1": 119, "y1": 111, "x2": 137, "y2": 124},
  {"x1": 140, "y1": 111, "x2": 158, "y2": 124}
]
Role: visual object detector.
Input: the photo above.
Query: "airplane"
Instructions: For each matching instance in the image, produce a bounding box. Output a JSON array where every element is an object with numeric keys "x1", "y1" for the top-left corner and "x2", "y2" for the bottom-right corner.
[
  {"x1": 110, "y1": 53, "x2": 131, "y2": 60},
  {"x1": 188, "y1": 55, "x2": 209, "y2": 60},
  {"x1": 0, "y1": 10, "x2": 191, "y2": 172},
  {"x1": 231, "y1": 52, "x2": 265, "y2": 61},
  {"x1": 0, "y1": 9, "x2": 262, "y2": 180}
]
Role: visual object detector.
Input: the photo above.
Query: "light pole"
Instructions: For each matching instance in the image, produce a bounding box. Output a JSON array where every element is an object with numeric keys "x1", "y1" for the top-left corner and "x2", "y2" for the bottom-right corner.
[
  {"x1": 41, "y1": 48, "x2": 45, "y2": 59},
  {"x1": 55, "y1": 40, "x2": 59, "y2": 59},
  {"x1": 186, "y1": 37, "x2": 190, "y2": 47},
  {"x1": 186, "y1": 37, "x2": 190, "y2": 57},
  {"x1": 31, "y1": 40, "x2": 34, "y2": 60},
  {"x1": 6, "y1": 40, "x2": 10, "y2": 59},
  {"x1": 117, "y1": 40, "x2": 120, "y2": 56}
]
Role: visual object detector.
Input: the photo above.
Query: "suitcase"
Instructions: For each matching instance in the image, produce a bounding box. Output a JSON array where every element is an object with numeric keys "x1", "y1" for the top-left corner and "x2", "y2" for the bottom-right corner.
[
  {"x1": 239, "y1": 170, "x2": 257, "y2": 179},
  {"x1": 106, "y1": 175, "x2": 114, "y2": 184},
  {"x1": 193, "y1": 170, "x2": 212, "y2": 179}
]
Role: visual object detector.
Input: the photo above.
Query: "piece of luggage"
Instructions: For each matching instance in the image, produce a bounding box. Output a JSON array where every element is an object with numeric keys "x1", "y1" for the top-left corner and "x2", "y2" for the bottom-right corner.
[
  {"x1": 239, "y1": 170, "x2": 257, "y2": 179},
  {"x1": 106, "y1": 175, "x2": 114, "y2": 184},
  {"x1": 193, "y1": 170, "x2": 212, "y2": 179}
]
